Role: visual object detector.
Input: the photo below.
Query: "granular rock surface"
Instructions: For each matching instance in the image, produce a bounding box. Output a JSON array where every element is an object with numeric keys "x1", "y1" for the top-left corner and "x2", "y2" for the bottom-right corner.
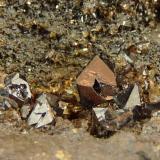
[{"x1": 0, "y1": 0, "x2": 160, "y2": 159}]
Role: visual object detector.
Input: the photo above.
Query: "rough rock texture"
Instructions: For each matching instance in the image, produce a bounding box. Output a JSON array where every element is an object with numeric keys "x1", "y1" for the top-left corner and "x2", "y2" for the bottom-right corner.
[
  {"x1": 0, "y1": 0, "x2": 160, "y2": 159},
  {"x1": 0, "y1": 123, "x2": 159, "y2": 160}
]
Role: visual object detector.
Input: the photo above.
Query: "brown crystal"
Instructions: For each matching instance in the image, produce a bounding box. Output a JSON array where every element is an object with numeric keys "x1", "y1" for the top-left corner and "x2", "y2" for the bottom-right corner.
[{"x1": 77, "y1": 55, "x2": 117, "y2": 106}]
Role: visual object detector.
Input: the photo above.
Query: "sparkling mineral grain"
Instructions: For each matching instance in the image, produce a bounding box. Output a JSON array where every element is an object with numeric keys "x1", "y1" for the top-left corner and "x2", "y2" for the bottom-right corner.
[
  {"x1": 124, "y1": 84, "x2": 141, "y2": 111},
  {"x1": 114, "y1": 85, "x2": 134, "y2": 108},
  {"x1": 5, "y1": 73, "x2": 32, "y2": 104},
  {"x1": 77, "y1": 55, "x2": 117, "y2": 106},
  {"x1": 93, "y1": 107, "x2": 107, "y2": 121},
  {"x1": 28, "y1": 94, "x2": 54, "y2": 128}
]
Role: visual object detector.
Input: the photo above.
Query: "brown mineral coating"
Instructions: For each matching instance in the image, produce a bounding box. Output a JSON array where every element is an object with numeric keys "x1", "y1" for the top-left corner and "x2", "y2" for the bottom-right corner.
[{"x1": 77, "y1": 56, "x2": 117, "y2": 105}]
